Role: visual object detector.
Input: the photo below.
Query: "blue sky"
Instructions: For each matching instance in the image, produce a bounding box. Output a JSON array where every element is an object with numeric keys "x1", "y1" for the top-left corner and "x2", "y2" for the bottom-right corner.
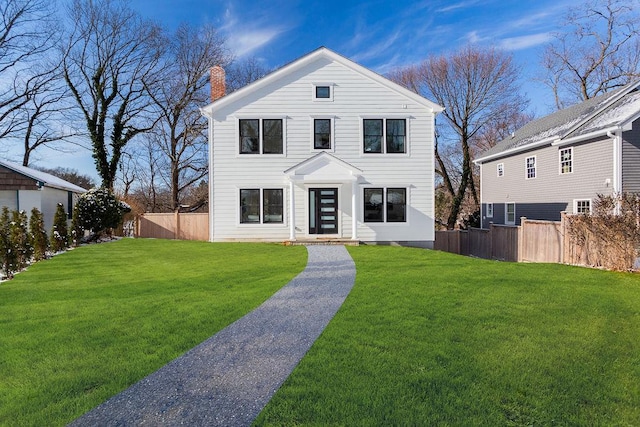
[{"x1": 13, "y1": 0, "x2": 580, "y2": 180}]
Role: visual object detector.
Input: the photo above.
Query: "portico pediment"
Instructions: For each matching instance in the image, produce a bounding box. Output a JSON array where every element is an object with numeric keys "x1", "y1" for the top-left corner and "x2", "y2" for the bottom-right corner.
[{"x1": 284, "y1": 152, "x2": 362, "y2": 182}]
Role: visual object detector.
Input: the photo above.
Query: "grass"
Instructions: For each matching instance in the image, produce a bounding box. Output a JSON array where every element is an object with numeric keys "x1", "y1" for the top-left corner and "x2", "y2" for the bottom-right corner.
[
  {"x1": 255, "y1": 246, "x2": 640, "y2": 426},
  {"x1": 0, "y1": 238, "x2": 307, "y2": 427}
]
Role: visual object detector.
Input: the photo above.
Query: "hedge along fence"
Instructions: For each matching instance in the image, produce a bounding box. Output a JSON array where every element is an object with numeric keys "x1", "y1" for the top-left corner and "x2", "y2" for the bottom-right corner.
[{"x1": 436, "y1": 199, "x2": 640, "y2": 271}]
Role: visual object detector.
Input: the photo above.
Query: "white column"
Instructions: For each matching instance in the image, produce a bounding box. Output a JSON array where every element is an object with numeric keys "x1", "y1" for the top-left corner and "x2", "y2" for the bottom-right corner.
[
  {"x1": 351, "y1": 180, "x2": 358, "y2": 240},
  {"x1": 289, "y1": 179, "x2": 296, "y2": 241}
]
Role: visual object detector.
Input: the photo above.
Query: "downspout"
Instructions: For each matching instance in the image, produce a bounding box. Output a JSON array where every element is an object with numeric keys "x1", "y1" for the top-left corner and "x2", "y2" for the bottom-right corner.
[{"x1": 607, "y1": 129, "x2": 622, "y2": 214}]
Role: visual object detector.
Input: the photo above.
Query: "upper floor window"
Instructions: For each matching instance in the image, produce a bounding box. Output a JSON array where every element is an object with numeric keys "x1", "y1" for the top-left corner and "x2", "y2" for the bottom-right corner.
[
  {"x1": 363, "y1": 119, "x2": 406, "y2": 154},
  {"x1": 560, "y1": 148, "x2": 573, "y2": 174},
  {"x1": 240, "y1": 188, "x2": 284, "y2": 224},
  {"x1": 526, "y1": 156, "x2": 536, "y2": 179},
  {"x1": 363, "y1": 187, "x2": 407, "y2": 223},
  {"x1": 574, "y1": 199, "x2": 591, "y2": 214},
  {"x1": 497, "y1": 163, "x2": 504, "y2": 177},
  {"x1": 239, "y1": 119, "x2": 283, "y2": 154},
  {"x1": 314, "y1": 119, "x2": 332, "y2": 149},
  {"x1": 313, "y1": 83, "x2": 333, "y2": 101}
]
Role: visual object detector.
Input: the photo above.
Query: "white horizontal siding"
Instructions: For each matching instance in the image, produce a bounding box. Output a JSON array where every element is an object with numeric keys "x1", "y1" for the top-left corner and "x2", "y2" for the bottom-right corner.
[{"x1": 211, "y1": 58, "x2": 435, "y2": 242}]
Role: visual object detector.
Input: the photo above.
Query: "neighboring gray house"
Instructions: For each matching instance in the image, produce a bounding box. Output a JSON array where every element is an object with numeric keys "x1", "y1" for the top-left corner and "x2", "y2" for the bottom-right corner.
[
  {"x1": 0, "y1": 160, "x2": 87, "y2": 231},
  {"x1": 475, "y1": 80, "x2": 640, "y2": 228}
]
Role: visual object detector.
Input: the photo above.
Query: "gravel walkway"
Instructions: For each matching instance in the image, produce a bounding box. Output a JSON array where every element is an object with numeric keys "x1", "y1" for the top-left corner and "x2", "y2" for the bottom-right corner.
[{"x1": 70, "y1": 245, "x2": 356, "y2": 427}]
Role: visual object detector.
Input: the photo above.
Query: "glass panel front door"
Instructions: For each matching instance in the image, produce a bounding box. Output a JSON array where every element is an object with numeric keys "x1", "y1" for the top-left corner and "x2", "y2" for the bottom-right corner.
[{"x1": 309, "y1": 188, "x2": 338, "y2": 234}]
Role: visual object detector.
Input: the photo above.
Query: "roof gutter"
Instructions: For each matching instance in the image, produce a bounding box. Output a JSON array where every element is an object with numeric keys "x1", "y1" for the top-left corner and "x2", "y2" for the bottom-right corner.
[
  {"x1": 550, "y1": 125, "x2": 621, "y2": 147},
  {"x1": 473, "y1": 135, "x2": 559, "y2": 164}
]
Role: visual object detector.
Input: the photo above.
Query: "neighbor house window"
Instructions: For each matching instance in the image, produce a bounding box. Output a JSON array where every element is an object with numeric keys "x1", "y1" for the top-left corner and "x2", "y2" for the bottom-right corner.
[
  {"x1": 363, "y1": 187, "x2": 406, "y2": 223},
  {"x1": 497, "y1": 163, "x2": 504, "y2": 177},
  {"x1": 239, "y1": 119, "x2": 283, "y2": 154},
  {"x1": 506, "y1": 203, "x2": 516, "y2": 225},
  {"x1": 486, "y1": 203, "x2": 493, "y2": 218},
  {"x1": 560, "y1": 148, "x2": 573, "y2": 174},
  {"x1": 574, "y1": 199, "x2": 591, "y2": 214},
  {"x1": 526, "y1": 156, "x2": 536, "y2": 179},
  {"x1": 240, "y1": 188, "x2": 284, "y2": 224},
  {"x1": 363, "y1": 119, "x2": 407, "y2": 153},
  {"x1": 314, "y1": 119, "x2": 332, "y2": 149}
]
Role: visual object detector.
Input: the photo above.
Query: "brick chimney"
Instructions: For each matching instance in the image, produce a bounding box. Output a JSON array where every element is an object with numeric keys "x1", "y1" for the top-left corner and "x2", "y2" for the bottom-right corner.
[{"x1": 210, "y1": 65, "x2": 226, "y2": 102}]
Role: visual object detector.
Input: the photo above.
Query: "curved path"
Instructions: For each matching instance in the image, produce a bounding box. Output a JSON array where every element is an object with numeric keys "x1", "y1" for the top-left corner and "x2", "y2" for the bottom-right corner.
[{"x1": 70, "y1": 245, "x2": 356, "y2": 426}]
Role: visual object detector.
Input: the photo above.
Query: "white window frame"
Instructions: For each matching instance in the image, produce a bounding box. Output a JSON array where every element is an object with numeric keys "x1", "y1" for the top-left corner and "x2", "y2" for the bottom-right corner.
[
  {"x1": 312, "y1": 83, "x2": 334, "y2": 102},
  {"x1": 238, "y1": 187, "x2": 287, "y2": 226},
  {"x1": 309, "y1": 116, "x2": 335, "y2": 152},
  {"x1": 525, "y1": 156, "x2": 536, "y2": 179},
  {"x1": 235, "y1": 116, "x2": 287, "y2": 157},
  {"x1": 573, "y1": 199, "x2": 592, "y2": 214},
  {"x1": 486, "y1": 203, "x2": 494, "y2": 218},
  {"x1": 560, "y1": 147, "x2": 573, "y2": 174},
  {"x1": 360, "y1": 116, "x2": 410, "y2": 155},
  {"x1": 497, "y1": 163, "x2": 504, "y2": 177},
  {"x1": 505, "y1": 202, "x2": 516, "y2": 225}
]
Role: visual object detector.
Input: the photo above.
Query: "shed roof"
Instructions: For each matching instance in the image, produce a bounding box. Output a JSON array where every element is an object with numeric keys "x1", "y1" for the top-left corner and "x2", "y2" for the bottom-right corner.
[{"x1": 0, "y1": 160, "x2": 88, "y2": 193}]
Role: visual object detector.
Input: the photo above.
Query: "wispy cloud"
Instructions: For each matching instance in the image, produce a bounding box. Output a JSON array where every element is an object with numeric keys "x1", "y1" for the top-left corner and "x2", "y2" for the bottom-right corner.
[
  {"x1": 436, "y1": 0, "x2": 481, "y2": 13},
  {"x1": 219, "y1": 4, "x2": 291, "y2": 58},
  {"x1": 499, "y1": 32, "x2": 553, "y2": 51}
]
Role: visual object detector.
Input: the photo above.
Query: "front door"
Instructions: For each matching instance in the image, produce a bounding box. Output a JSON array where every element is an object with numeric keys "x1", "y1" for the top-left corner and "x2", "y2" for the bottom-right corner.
[{"x1": 309, "y1": 188, "x2": 338, "y2": 234}]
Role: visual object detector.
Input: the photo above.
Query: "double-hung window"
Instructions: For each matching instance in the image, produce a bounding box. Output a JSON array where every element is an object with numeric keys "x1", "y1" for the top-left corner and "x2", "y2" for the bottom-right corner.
[
  {"x1": 497, "y1": 163, "x2": 504, "y2": 177},
  {"x1": 363, "y1": 119, "x2": 407, "y2": 153},
  {"x1": 313, "y1": 118, "x2": 332, "y2": 149},
  {"x1": 526, "y1": 156, "x2": 536, "y2": 179},
  {"x1": 239, "y1": 119, "x2": 283, "y2": 154},
  {"x1": 363, "y1": 188, "x2": 407, "y2": 223},
  {"x1": 505, "y1": 203, "x2": 516, "y2": 225},
  {"x1": 574, "y1": 199, "x2": 591, "y2": 214},
  {"x1": 240, "y1": 189, "x2": 284, "y2": 224},
  {"x1": 486, "y1": 203, "x2": 494, "y2": 218},
  {"x1": 560, "y1": 148, "x2": 573, "y2": 174}
]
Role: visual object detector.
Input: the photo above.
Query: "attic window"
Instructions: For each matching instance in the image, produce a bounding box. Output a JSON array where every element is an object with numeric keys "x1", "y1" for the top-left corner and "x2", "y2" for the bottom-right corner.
[{"x1": 313, "y1": 83, "x2": 333, "y2": 101}]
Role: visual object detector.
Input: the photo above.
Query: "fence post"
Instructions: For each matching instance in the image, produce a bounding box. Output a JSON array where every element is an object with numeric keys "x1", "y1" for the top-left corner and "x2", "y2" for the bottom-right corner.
[
  {"x1": 175, "y1": 210, "x2": 180, "y2": 240},
  {"x1": 518, "y1": 217, "x2": 526, "y2": 262},
  {"x1": 560, "y1": 211, "x2": 567, "y2": 264}
]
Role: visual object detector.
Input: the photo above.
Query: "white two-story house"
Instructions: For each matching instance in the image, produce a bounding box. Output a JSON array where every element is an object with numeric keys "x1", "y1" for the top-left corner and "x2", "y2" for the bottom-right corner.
[{"x1": 200, "y1": 47, "x2": 443, "y2": 246}]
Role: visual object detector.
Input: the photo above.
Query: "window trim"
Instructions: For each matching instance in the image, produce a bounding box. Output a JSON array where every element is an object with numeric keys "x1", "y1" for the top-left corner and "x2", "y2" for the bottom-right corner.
[
  {"x1": 310, "y1": 116, "x2": 335, "y2": 151},
  {"x1": 362, "y1": 187, "x2": 408, "y2": 223},
  {"x1": 497, "y1": 163, "x2": 504, "y2": 177},
  {"x1": 505, "y1": 202, "x2": 516, "y2": 225},
  {"x1": 360, "y1": 117, "x2": 410, "y2": 155},
  {"x1": 236, "y1": 117, "x2": 287, "y2": 156},
  {"x1": 486, "y1": 203, "x2": 494, "y2": 218},
  {"x1": 525, "y1": 156, "x2": 536, "y2": 179},
  {"x1": 559, "y1": 147, "x2": 573, "y2": 175},
  {"x1": 573, "y1": 199, "x2": 592, "y2": 215},
  {"x1": 238, "y1": 187, "x2": 286, "y2": 225},
  {"x1": 312, "y1": 83, "x2": 334, "y2": 102}
]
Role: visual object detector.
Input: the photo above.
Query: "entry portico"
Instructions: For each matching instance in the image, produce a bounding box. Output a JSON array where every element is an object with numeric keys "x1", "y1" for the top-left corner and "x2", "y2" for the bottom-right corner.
[{"x1": 284, "y1": 152, "x2": 362, "y2": 241}]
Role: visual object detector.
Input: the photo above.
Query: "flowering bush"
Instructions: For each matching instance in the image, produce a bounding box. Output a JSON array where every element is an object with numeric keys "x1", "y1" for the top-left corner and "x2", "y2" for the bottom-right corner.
[{"x1": 75, "y1": 188, "x2": 131, "y2": 235}]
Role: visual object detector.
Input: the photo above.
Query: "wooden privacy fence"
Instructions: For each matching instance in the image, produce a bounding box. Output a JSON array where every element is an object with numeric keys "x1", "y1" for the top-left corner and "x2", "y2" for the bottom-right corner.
[
  {"x1": 136, "y1": 212, "x2": 209, "y2": 241},
  {"x1": 435, "y1": 217, "x2": 566, "y2": 263}
]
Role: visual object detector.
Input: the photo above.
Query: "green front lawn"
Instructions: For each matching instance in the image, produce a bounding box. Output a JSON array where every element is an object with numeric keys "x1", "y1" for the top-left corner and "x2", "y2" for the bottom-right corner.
[
  {"x1": 256, "y1": 246, "x2": 640, "y2": 426},
  {"x1": 0, "y1": 239, "x2": 307, "y2": 426}
]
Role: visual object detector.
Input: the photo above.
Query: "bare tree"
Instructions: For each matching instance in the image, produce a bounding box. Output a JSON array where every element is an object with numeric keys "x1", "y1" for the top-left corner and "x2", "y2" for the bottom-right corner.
[
  {"x1": 146, "y1": 23, "x2": 228, "y2": 210},
  {"x1": 390, "y1": 45, "x2": 527, "y2": 229},
  {"x1": 0, "y1": 0, "x2": 58, "y2": 144},
  {"x1": 36, "y1": 166, "x2": 96, "y2": 189},
  {"x1": 61, "y1": 0, "x2": 165, "y2": 190},
  {"x1": 225, "y1": 56, "x2": 272, "y2": 93},
  {"x1": 542, "y1": 0, "x2": 640, "y2": 109}
]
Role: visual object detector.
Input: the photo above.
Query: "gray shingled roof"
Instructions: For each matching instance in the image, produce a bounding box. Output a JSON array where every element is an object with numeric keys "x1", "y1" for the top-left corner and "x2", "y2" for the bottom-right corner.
[
  {"x1": 476, "y1": 81, "x2": 640, "y2": 162},
  {"x1": 0, "y1": 160, "x2": 88, "y2": 193}
]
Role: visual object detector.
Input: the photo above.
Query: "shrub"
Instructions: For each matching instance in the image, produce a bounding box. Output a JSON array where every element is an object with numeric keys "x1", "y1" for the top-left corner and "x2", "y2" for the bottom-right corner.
[
  {"x1": 29, "y1": 208, "x2": 49, "y2": 261},
  {"x1": 11, "y1": 210, "x2": 31, "y2": 270},
  {"x1": 566, "y1": 193, "x2": 640, "y2": 271},
  {"x1": 75, "y1": 188, "x2": 130, "y2": 235},
  {"x1": 0, "y1": 207, "x2": 16, "y2": 279},
  {"x1": 69, "y1": 205, "x2": 83, "y2": 247},
  {"x1": 50, "y1": 203, "x2": 69, "y2": 253}
]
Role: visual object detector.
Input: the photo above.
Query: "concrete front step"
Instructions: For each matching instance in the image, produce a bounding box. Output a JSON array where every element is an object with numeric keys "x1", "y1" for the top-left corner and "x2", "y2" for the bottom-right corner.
[{"x1": 284, "y1": 239, "x2": 360, "y2": 246}]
